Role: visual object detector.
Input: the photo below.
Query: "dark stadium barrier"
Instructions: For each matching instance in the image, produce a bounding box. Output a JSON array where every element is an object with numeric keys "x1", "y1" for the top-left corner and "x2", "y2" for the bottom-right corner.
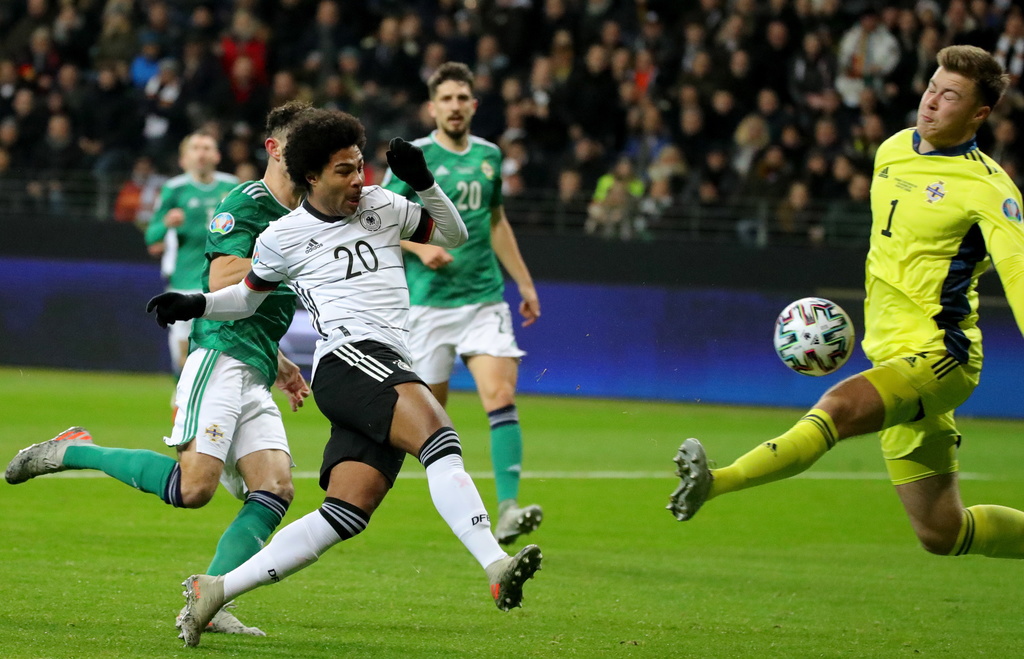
[{"x1": 1, "y1": 250, "x2": 1020, "y2": 419}]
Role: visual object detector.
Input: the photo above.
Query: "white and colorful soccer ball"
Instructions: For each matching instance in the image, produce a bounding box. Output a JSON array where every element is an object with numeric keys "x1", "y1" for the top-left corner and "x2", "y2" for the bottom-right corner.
[{"x1": 773, "y1": 297, "x2": 855, "y2": 376}]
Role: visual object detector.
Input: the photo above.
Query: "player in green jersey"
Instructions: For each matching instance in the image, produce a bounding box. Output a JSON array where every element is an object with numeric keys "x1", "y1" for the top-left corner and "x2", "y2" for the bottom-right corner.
[
  {"x1": 5, "y1": 103, "x2": 315, "y2": 633},
  {"x1": 668, "y1": 46, "x2": 1024, "y2": 561},
  {"x1": 145, "y1": 132, "x2": 238, "y2": 373},
  {"x1": 382, "y1": 62, "x2": 543, "y2": 545}
]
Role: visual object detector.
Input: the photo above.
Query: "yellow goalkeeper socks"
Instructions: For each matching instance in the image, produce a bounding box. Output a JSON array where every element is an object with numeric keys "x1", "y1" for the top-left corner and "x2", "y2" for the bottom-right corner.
[
  {"x1": 709, "y1": 409, "x2": 838, "y2": 499},
  {"x1": 950, "y1": 505, "x2": 1024, "y2": 558}
]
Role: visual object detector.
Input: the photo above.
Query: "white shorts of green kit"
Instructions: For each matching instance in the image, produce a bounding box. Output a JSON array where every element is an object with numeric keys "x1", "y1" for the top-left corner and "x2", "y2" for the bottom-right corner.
[
  {"x1": 407, "y1": 301, "x2": 526, "y2": 385},
  {"x1": 166, "y1": 347, "x2": 291, "y2": 499}
]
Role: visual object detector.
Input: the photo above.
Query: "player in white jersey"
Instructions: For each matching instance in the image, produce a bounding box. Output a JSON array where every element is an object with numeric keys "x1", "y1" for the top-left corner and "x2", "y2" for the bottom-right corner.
[{"x1": 148, "y1": 109, "x2": 542, "y2": 647}]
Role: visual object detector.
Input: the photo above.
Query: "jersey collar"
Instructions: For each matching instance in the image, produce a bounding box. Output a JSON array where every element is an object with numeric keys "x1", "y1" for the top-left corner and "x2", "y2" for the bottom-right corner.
[
  {"x1": 302, "y1": 198, "x2": 350, "y2": 223},
  {"x1": 912, "y1": 130, "x2": 977, "y2": 156},
  {"x1": 430, "y1": 130, "x2": 472, "y2": 155}
]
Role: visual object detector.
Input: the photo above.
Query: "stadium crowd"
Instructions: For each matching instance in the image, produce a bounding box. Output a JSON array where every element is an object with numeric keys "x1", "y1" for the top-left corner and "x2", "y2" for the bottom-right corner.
[{"x1": 1, "y1": 0, "x2": 1023, "y2": 246}]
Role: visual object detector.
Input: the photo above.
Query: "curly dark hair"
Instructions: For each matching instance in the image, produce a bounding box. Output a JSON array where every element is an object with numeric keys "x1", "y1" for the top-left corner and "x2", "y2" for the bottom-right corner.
[
  {"x1": 427, "y1": 61, "x2": 474, "y2": 99},
  {"x1": 265, "y1": 100, "x2": 314, "y2": 138},
  {"x1": 284, "y1": 109, "x2": 367, "y2": 193}
]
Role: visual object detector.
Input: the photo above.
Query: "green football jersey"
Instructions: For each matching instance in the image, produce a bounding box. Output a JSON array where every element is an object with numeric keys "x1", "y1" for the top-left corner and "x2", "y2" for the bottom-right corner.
[
  {"x1": 190, "y1": 180, "x2": 297, "y2": 385},
  {"x1": 145, "y1": 172, "x2": 239, "y2": 291},
  {"x1": 382, "y1": 132, "x2": 505, "y2": 307}
]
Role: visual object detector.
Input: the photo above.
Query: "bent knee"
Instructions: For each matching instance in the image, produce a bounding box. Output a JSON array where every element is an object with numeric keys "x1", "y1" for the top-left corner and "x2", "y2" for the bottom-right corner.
[
  {"x1": 915, "y1": 528, "x2": 959, "y2": 556},
  {"x1": 259, "y1": 478, "x2": 295, "y2": 505},
  {"x1": 179, "y1": 482, "x2": 218, "y2": 508}
]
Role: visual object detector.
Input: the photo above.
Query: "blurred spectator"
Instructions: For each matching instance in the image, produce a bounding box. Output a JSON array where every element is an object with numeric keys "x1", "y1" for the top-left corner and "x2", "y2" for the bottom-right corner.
[
  {"x1": 141, "y1": 1, "x2": 183, "y2": 59},
  {"x1": 623, "y1": 102, "x2": 671, "y2": 177},
  {"x1": 186, "y1": 3, "x2": 221, "y2": 47},
  {"x1": 270, "y1": 69, "x2": 313, "y2": 108},
  {"x1": 0, "y1": 117, "x2": 29, "y2": 170},
  {"x1": 751, "y1": 19, "x2": 795, "y2": 104},
  {"x1": 682, "y1": 147, "x2": 740, "y2": 207},
  {"x1": 92, "y1": 6, "x2": 137, "y2": 67},
  {"x1": 26, "y1": 113, "x2": 83, "y2": 216},
  {"x1": 0, "y1": 145, "x2": 27, "y2": 213},
  {"x1": 822, "y1": 171, "x2": 872, "y2": 246},
  {"x1": 17, "y1": 25, "x2": 62, "y2": 90},
  {"x1": 3, "y1": 0, "x2": 52, "y2": 61},
  {"x1": 788, "y1": 31, "x2": 837, "y2": 121},
  {"x1": 851, "y1": 113, "x2": 886, "y2": 163},
  {"x1": 586, "y1": 178, "x2": 641, "y2": 240},
  {"x1": 552, "y1": 167, "x2": 590, "y2": 232},
  {"x1": 361, "y1": 15, "x2": 419, "y2": 94},
  {"x1": 731, "y1": 114, "x2": 770, "y2": 178},
  {"x1": 130, "y1": 32, "x2": 163, "y2": 88},
  {"x1": 835, "y1": 7, "x2": 901, "y2": 108},
  {"x1": 0, "y1": 58, "x2": 18, "y2": 116},
  {"x1": 675, "y1": 106, "x2": 710, "y2": 167},
  {"x1": 704, "y1": 88, "x2": 742, "y2": 148},
  {"x1": 10, "y1": 87, "x2": 47, "y2": 147},
  {"x1": 220, "y1": 9, "x2": 268, "y2": 87},
  {"x1": 988, "y1": 116, "x2": 1017, "y2": 165},
  {"x1": 53, "y1": 63, "x2": 87, "y2": 117},
  {"x1": 179, "y1": 37, "x2": 227, "y2": 127},
  {"x1": 113, "y1": 154, "x2": 166, "y2": 227},
  {"x1": 721, "y1": 49, "x2": 756, "y2": 112},
  {"x1": 560, "y1": 135, "x2": 606, "y2": 192},
  {"x1": 298, "y1": 0, "x2": 355, "y2": 87},
  {"x1": 821, "y1": 154, "x2": 859, "y2": 204},
  {"x1": 562, "y1": 43, "x2": 623, "y2": 149},
  {"x1": 675, "y1": 21, "x2": 709, "y2": 80},
  {"x1": 993, "y1": 8, "x2": 1024, "y2": 97},
  {"x1": 142, "y1": 58, "x2": 186, "y2": 165},
  {"x1": 773, "y1": 180, "x2": 823, "y2": 247},
  {"x1": 646, "y1": 144, "x2": 688, "y2": 196}
]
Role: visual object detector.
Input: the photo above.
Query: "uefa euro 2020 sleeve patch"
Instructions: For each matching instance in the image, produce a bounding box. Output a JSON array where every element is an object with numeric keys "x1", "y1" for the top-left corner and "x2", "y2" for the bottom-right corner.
[
  {"x1": 1001, "y1": 198, "x2": 1022, "y2": 223},
  {"x1": 210, "y1": 212, "x2": 235, "y2": 234}
]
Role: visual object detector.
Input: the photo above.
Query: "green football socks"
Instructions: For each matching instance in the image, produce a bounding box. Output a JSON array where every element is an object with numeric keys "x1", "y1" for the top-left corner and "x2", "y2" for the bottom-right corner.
[
  {"x1": 63, "y1": 444, "x2": 175, "y2": 499},
  {"x1": 206, "y1": 491, "x2": 289, "y2": 576},
  {"x1": 488, "y1": 404, "x2": 523, "y2": 504}
]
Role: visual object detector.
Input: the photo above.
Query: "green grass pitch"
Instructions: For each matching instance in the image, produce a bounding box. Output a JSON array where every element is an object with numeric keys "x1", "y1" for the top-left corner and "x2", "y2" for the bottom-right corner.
[{"x1": 2, "y1": 366, "x2": 1023, "y2": 658}]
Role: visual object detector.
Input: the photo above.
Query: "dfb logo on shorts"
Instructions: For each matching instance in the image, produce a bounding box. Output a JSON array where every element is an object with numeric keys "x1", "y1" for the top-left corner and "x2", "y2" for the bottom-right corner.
[{"x1": 359, "y1": 210, "x2": 382, "y2": 231}]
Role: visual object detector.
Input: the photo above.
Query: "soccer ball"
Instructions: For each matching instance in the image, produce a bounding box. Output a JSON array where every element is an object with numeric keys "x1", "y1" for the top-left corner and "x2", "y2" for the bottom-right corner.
[{"x1": 773, "y1": 297, "x2": 855, "y2": 376}]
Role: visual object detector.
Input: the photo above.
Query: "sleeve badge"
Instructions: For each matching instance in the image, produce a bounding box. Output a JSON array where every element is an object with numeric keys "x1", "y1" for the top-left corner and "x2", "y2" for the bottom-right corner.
[{"x1": 210, "y1": 212, "x2": 235, "y2": 234}]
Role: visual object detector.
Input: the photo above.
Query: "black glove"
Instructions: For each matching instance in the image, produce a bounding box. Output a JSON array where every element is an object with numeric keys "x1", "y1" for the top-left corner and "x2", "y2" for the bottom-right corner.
[
  {"x1": 146, "y1": 292, "x2": 206, "y2": 329},
  {"x1": 386, "y1": 137, "x2": 434, "y2": 191}
]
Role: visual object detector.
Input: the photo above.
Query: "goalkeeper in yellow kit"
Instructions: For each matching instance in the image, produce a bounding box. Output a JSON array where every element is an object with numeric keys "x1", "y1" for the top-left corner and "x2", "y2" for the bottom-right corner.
[{"x1": 668, "y1": 45, "x2": 1024, "y2": 559}]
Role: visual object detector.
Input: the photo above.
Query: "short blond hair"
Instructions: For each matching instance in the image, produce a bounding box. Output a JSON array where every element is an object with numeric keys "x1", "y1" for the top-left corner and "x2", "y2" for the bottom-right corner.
[{"x1": 937, "y1": 45, "x2": 1010, "y2": 108}]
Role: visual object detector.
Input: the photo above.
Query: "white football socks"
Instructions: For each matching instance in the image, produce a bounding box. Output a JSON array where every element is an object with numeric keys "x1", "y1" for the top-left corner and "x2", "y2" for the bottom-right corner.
[
  {"x1": 222, "y1": 510, "x2": 342, "y2": 600},
  {"x1": 425, "y1": 454, "x2": 507, "y2": 569}
]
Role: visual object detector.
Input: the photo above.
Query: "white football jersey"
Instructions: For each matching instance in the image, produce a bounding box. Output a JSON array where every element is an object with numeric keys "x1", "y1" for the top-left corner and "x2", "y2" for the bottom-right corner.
[{"x1": 249, "y1": 185, "x2": 430, "y2": 374}]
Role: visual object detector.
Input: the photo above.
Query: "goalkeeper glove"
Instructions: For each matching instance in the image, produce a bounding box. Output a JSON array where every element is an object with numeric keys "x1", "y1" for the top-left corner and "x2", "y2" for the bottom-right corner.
[
  {"x1": 146, "y1": 292, "x2": 206, "y2": 328},
  {"x1": 386, "y1": 137, "x2": 435, "y2": 191}
]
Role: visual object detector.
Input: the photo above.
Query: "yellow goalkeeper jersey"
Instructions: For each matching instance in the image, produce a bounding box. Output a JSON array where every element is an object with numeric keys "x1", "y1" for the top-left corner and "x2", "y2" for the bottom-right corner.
[{"x1": 864, "y1": 128, "x2": 1024, "y2": 364}]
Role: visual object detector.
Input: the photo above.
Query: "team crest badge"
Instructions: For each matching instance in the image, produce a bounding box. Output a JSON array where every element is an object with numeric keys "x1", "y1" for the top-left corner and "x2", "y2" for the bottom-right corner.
[
  {"x1": 924, "y1": 181, "x2": 945, "y2": 204},
  {"x1": 210, "y1": 212, "x2": 235, "y2": 234},
  {"x1": 481, "y1": 161, "x2": 494, "y2": 180},
  {"x1": 393, "y1": 359, "x2": 412, "y2": 371},
  {"x1": 204, "y1": 424, "x2": 225, "y2": 442},
  {"x1": 359, "y1": 210, "x2": 382, "y2": 231},
  {"x1": 1002, "y1": 198, "x2": 1022, "y2": 223}
]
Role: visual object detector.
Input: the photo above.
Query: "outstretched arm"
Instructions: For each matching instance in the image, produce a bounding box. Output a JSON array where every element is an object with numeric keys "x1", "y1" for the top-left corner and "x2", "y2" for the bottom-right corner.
[{"x1": 147, "y1": 274, "x2": 273, "y2": 327}]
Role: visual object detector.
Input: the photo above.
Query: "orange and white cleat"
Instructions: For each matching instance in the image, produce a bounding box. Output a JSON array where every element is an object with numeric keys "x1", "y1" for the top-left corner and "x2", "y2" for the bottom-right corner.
[
  {"x1": 486, "y1": 544, "x2": 542, "y2": 611},
  {"x1": 4, "y1": 426, "x2": 93, "y2": 484}
]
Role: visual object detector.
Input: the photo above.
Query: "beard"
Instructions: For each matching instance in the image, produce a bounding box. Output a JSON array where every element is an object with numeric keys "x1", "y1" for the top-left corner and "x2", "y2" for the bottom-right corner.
[{"x1": 442, "y1": 121, "x2": 468, "y2": 141}]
